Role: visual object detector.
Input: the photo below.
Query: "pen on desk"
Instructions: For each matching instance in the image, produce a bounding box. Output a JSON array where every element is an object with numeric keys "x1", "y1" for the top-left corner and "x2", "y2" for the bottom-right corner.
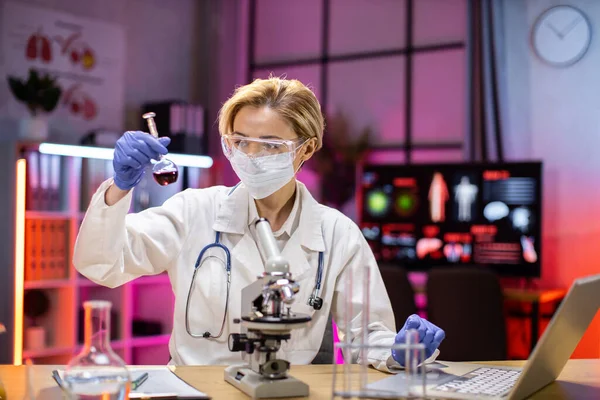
[
  {"x1": 25, "y1": 359, "x2": 34, "y2": 400},
  {"x1": 132, "y1": 372, "x2": 149, "y2": 390}
]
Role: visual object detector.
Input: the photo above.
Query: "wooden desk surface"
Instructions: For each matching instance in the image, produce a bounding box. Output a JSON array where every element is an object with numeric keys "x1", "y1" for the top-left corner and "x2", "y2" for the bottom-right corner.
[
  {"x1": 1, "y1": 359, "x2": 599, "y2": 399},
  {"x1": 502, "y1": 288, "x2": 567, "y2": 303}
]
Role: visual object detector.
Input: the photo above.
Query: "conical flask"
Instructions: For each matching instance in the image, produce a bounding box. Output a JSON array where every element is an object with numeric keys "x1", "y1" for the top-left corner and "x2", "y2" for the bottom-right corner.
[{"x1": 64, "y1": 300, "x2": 130, "y2": 399}]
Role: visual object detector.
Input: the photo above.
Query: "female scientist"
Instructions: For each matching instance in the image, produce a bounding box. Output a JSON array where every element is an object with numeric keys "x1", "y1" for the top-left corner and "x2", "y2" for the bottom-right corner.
[{"x1": 73, "y1": 77, "x2": 445, "y2": 372}]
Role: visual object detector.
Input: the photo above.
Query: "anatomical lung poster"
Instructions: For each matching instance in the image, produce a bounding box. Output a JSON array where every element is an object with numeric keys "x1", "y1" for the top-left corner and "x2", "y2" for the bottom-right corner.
[{"x1": 0, "y1": 1, "x2": 125, "y2": 138}]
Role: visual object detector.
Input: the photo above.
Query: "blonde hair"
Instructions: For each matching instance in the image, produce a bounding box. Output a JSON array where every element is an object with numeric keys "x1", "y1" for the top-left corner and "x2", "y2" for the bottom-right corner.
[{"x1": 218, "y1": 76, "x2": 324, "y2": 150}]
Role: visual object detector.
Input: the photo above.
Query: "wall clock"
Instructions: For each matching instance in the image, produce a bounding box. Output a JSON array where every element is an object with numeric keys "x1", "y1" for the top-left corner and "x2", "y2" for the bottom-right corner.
[{"x1": 531, "y1": 5, "x2": 592, "y2": 67}]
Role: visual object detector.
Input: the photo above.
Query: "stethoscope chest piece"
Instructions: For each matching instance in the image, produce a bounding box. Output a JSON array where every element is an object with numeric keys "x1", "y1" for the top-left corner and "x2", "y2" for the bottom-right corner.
[{"x1": 308, "y1": 294, "x2": 323, "y2": 310}]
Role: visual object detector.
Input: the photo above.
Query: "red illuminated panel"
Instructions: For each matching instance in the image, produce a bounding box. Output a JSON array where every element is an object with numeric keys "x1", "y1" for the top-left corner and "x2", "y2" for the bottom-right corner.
[
  {"x1": 474, "y1": 242, "x2": 521, "y2": 264},
  {"x1": 483, "y1": 170, "x2": 510, "y2": 180},
  {"x1": 444, "y1": 233, "x2": 472, "y2": 243},
  {"x1": 393, "y1": 177, "x2": 417, "y2": 187},
  {"x1": 471, "y1": 225, "x2": 498, "y2": 235},
  {"x1": 382, "y1": 223, "x2": 415, "y2": 234},
  {"x1": 423, "y1": 225, "x2": 440, "y2": 237}
]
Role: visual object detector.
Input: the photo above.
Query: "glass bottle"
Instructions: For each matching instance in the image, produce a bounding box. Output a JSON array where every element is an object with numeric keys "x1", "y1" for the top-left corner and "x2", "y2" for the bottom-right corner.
[{"x1": 64, "y1": 300, "x2": 131, "y2": 400}]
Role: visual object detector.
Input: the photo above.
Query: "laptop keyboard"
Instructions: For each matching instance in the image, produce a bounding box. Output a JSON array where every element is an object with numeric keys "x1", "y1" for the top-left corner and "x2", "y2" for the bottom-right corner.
[{"x1": 432, "y1": 367, "x2": 521, "y2": 397}]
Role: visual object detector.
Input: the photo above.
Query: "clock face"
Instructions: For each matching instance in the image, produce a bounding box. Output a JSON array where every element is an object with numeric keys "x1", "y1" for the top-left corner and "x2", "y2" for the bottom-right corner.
[{"x1": 532, "y1": 5, "x2": 592, "y2": 67}]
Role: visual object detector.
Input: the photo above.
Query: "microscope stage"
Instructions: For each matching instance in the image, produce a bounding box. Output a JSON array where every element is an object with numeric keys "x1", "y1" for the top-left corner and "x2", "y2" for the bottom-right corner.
[
  {"x1": 241, "y1": 313, "x2": 311, "y2": 332},
  {"x1": 224, "y1": 364, "x2": 309, "y2": 398}
]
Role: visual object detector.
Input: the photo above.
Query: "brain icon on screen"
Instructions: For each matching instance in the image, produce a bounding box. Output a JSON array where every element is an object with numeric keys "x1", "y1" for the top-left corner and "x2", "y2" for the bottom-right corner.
[
  {"x1": 511, "y1": 207, "x2": 531, "y2": 232},
  {"x1": 483, "y1": 201, "x2": 509, "y2": 222}
]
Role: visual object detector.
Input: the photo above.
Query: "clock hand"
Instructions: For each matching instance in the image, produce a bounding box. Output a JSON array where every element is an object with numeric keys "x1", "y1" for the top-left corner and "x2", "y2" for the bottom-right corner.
[
  {"x1": 546, "y1": 21, "x2": 563, "y2": 39},
  {"x1": 560, "y1": 16, "x2": 583, "y2": 37}
]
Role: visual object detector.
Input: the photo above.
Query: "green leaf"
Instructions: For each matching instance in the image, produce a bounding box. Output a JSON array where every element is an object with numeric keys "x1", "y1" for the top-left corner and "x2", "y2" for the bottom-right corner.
[
  {"x1": 6, "y1": 68, "x2": 62, "y2": 115},
  {"x1": 7, "y1": 77, "x2": 28, "y2": 102},
  {"x1": 40, "y1": 87, "x2": 62, "y2": 112},
  {"x1": 28, "y1": 69, "x2": 40, "y2": 86}
]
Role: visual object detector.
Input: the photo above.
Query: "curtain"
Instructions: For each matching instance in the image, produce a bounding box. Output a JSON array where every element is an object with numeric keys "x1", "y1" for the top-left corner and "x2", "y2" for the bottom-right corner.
[{"x1": 467, "y1": 0, "x2": 507, "y2": 162}]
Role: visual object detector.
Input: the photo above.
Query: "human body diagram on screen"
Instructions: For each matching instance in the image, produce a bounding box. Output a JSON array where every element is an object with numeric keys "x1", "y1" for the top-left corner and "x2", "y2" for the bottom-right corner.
[
  {"x1": 455, "y1": 176, "x2": 478, "y2": 221},
  {"x1": 429, "y1": 172, "x2": 449, "y2": 222}
]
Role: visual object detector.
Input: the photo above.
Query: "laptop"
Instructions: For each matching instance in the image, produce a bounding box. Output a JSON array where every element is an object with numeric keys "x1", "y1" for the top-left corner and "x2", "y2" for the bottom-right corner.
[{"x1": 420, "y1": 273, "x2": 600, "y2": 399}]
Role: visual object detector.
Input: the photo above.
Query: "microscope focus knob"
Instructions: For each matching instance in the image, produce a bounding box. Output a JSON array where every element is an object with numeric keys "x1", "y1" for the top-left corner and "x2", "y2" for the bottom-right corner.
[{"x1": 228, "y1": 333, "x2": 248, "y2": 352}]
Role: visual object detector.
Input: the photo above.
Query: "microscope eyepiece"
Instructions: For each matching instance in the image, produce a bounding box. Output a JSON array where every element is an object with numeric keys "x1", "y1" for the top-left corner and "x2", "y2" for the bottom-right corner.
[{"x1": 255, "y1": 217, "x2": 269, "y2": 226}]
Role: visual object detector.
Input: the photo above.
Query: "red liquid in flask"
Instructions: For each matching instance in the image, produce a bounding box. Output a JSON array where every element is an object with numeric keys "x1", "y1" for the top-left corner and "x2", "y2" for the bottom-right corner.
[{"x1": 153, "y1": 170, "x2": 178, "y2": 186}]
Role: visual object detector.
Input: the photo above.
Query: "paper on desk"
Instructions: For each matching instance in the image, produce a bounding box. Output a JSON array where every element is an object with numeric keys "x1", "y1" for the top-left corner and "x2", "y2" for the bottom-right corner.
[
  {"x1": 54, "y1": 367, "x2": 209, "y2": 399},
  {"x1": 366, "y1": 368, "x2": 457, "y2": 394},
  {"x1": 129, "y1": 367, "x2": 209, "y2": 399}
]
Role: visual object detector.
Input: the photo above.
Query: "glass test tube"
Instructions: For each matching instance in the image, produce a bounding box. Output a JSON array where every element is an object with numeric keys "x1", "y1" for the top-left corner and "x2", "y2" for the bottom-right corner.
[
  {"x1": 343, "y1": 265, "x2": 353, "y2": 393},
  {"x1": 360, "y1": 266, "x2": 370, "y2": 392},
  {"x1": 405, "y1": 328, "x2": 427, "y2": 398}
]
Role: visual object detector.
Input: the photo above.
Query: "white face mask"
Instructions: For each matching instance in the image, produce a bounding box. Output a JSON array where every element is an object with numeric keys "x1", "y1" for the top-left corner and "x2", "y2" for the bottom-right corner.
[{"x1": 229, "y1": 147, "x2": 302, "y2": 199}]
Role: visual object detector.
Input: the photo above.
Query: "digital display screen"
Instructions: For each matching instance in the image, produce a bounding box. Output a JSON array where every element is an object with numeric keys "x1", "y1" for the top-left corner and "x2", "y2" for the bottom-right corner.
[{"x1": 359, "y1": 162, "x2": 542, "y2": 277}]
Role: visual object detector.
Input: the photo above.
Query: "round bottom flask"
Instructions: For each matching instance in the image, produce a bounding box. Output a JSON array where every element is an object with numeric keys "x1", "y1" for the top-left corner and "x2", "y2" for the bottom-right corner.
[{"x1": 63, "y1": 301, "x2": 130, "y2": 399}]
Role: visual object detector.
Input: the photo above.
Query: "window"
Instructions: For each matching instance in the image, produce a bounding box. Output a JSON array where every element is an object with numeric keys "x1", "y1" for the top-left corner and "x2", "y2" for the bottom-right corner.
[{"x1": 247, "y1": 0, "x2": 467, "y2": 163}]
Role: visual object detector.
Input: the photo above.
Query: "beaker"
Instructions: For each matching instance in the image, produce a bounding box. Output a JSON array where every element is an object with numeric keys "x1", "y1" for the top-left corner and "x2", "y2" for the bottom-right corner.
[
  {"x1": 142, "y1": 112, "x2": 179, "y2": 186},
  {"x1": 63, "y1": 301, "x2": 130, "y2": 400}
]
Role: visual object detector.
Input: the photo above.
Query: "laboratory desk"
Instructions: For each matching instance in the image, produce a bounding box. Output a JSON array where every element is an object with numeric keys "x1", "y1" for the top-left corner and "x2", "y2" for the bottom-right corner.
[{"x1": 2, "y1": 359, "x2": 600, "y2": 399}]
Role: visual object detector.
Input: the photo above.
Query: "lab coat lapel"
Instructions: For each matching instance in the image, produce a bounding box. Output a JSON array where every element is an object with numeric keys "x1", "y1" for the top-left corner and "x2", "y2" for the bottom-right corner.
[
  {"x1": 231, "y1": 232, "x2": 264, "y2": 283},
  {"x1": 212, "y1": 182, "x2": 247, "y2": 236},
  {"x1": 211, "y1": 183, "x2": 264, "y2": 282},
  {"x1": 296, "y1": 182, "x2": 325, "y2": 253},
  {"x1": 281, "y1": 232, "x2": 312, "y2": 281},
  {"x1": 282, "y1": 182, "x2": 326, "y2": 281}
]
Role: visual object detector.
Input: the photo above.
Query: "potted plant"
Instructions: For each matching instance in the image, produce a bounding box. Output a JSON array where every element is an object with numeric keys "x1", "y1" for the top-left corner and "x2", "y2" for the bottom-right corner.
[
  {"x1": 23, "y1": 289, "x2": 50, "y2": 350},
  {"x1": 7, "y1": 68, "x2": 62, "y2": 140},
  {"x1": 309, "y1": 111, "x2": 371, "y2": 218}
]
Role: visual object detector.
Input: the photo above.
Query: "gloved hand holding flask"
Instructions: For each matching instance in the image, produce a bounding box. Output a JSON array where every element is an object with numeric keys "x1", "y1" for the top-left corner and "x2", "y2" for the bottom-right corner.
[{"x1": 112, "y1": 131, "x2": 171, "y2": 190}]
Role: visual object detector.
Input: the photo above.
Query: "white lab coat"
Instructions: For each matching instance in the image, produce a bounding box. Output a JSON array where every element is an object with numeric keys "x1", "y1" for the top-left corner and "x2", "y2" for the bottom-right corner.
[{"x1": 73, "y1": 178, "x2": 429, "y2": 372}]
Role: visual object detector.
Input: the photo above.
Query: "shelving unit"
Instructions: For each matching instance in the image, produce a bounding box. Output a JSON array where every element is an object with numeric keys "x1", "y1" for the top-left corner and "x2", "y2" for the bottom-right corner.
[{"x1": 14, "y1": 143, "x2": 216, "y2": 365}]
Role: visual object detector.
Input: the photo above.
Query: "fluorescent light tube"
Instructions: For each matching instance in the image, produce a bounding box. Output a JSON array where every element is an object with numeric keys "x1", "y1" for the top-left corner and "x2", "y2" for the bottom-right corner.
[{"x1": 38, "y1": 143, "x2": 213, "y2": 169}]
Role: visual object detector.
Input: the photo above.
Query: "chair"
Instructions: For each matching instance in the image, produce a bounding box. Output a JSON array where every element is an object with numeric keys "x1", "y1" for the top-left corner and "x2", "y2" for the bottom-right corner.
[
  {"x1": 378, "y1": 264, "x2": 418, "y2": 331},
  {"x1": 426, "y1": 266, "x2": 507, "y2": 361},
  {"x1": 311, "y1": 313, "x2": 335, "y2": 364}
]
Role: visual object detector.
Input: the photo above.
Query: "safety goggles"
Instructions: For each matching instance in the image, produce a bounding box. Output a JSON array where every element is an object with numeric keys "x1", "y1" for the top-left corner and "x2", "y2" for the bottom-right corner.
[{"x1": 221, "y1": 134, "x2": 306, "y2": 160}]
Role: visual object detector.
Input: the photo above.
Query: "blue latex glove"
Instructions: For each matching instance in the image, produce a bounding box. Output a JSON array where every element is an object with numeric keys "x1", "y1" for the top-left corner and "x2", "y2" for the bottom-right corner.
[
  {"x1": 392, "y1": 314, "x2": 445, "y2": 366},
  {"x1": 113, "y1": 131, "x2": 171, "y2": 190}
]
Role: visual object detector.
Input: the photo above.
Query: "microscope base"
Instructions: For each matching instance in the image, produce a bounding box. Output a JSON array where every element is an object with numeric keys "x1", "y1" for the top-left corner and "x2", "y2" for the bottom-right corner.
[{"x1": 224, "y1": 364, "x2": 309, "y2": 398}]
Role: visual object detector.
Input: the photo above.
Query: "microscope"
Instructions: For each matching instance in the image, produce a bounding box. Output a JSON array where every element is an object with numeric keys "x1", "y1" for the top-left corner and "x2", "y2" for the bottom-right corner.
[{"x1": 224, "y1": 218, "x2": 312, "y2": 398}]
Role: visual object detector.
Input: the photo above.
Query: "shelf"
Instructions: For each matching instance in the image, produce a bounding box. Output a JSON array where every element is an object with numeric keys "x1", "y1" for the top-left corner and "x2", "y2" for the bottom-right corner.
[
  {"x1": 133, "y1": 274, "x2": 170, "y2": 285},
  {"x1": 25, "y1": 210, "x2": 74, "y2": 219},
  {"x1": 130, "y1": 334, "x2": 170, "y2": 348},
  {"x1": 24, "y1": 279, "x2": 72, "y2": 289},
  {"x1": 13, "y1": 147, "x2": 217, "y2": 365},
  {"x1": 23, "y1": 345, "x2": 74, "y2": 359},
  {"x1": 76, "y1": 278, "x2": 101, "y2": 287}
]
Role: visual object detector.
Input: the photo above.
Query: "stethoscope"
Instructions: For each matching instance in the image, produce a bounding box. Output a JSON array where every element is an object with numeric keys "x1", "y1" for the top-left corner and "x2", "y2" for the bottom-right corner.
[{"x1": 185, "y1": 185, "x2": 325, "y2": 340}]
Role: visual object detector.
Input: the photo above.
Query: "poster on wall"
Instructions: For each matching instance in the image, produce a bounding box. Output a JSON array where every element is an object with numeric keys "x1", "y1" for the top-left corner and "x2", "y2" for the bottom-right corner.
[{"x1": 0, "y1": 1, "x2": 125, "y2": 140}]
